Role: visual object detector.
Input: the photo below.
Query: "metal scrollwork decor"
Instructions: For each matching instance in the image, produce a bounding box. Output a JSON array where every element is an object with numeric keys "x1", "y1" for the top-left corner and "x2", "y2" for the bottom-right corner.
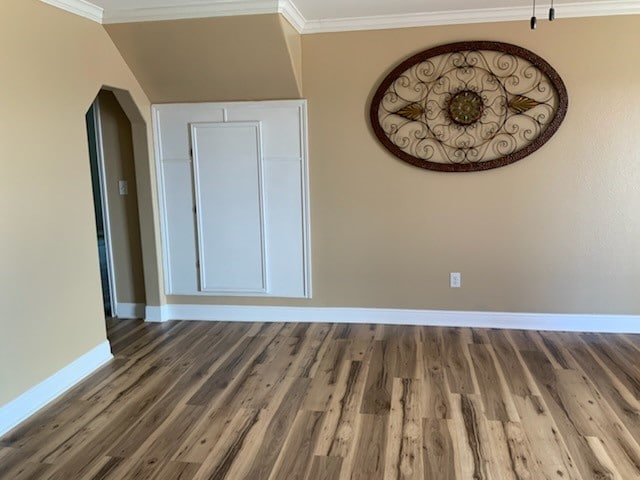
[{"x1": 370, "y1": 41, "x2": 568, "y2": 172}]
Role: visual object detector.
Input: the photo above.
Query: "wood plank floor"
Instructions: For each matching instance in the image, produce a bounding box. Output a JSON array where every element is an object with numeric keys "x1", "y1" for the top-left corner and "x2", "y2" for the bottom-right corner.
[{"x1": 3, "y1": 320, "x2": 640, "y2": 479}]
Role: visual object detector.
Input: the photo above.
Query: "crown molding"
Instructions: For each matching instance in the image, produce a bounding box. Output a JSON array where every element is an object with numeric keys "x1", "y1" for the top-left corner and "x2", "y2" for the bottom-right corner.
[
  {"x1": 278, "y1": 0, "x2": 306, "y2": 33},
  {"x1": 102, "y1": 0, "x2": 280, "y2": 24},
  {"x1": 301, "y1": 1, "x2": 640, "y2": 34},
  {"x1": 40, "y1": 0, "x2": 103, "y2": 23},
  {"x1": 39, "y1": 0, "x2": 640, "y2": 31},
  {"x1": 558, "y1": 0, "x2": 640, "y2": 17}
]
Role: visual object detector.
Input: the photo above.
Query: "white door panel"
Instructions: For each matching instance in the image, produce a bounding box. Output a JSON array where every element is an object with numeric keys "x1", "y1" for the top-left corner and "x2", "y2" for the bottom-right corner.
[
  {"x1": 226, "y1": 107, "x2": 302, "y2": 158},
  {"x1": 191, "y1": 122, "x2": 267, "y2": 294},
  {"x1": 154, "y1": 105, "x2": 225, "y2": 159},
  {"x1": 263, "y1": 159, "x2": 306, "y2": 297},
  {"x1": 160, "y1": 160, "x2": 199, "y2": 294}
]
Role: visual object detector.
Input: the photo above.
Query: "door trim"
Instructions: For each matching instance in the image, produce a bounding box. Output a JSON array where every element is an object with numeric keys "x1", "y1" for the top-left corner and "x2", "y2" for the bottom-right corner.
[{"x1": 89, "y1": 98, "x2": 118, "y2": 316}]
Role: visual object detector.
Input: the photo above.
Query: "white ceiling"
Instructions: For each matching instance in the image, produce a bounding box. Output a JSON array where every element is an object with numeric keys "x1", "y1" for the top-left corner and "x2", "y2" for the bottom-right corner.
[{"x1": 42, "y1": 0, "x2": 640, "y2": 32}]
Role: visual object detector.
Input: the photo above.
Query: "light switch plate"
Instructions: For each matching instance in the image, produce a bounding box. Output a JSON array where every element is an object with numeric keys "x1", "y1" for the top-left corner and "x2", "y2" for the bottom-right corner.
[{"x1": 119, "y1": 180, "x2": 128, "y2": 196}]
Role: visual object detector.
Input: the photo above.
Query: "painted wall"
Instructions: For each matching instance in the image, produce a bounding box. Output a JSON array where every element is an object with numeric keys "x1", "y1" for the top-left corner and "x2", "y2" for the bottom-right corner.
[
  {"x1": 169, "y1": 15, "x2": 640, "y2": 315},
  {"x1": 105, "y1": 15, "x2": 303, "y2": 103},
  {"x1": 2, "y1": 4, "x2": 639, "y2": 411},
  {"x1": 280, "y1": 16, "x2": 303, "y2": 95},
  {"x1": 98, "y1": 90, "x2": 146, "y2": 305},
  {"x1": 0, "y1": 0, "x2": 156, "y2": 406}
]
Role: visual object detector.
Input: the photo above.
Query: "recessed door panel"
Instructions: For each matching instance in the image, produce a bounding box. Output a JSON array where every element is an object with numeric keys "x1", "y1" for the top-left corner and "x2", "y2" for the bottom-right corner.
[
  {"x1": 160, "y1": 160, "x2": 199, "y2": 295},
  {"x1": 191, "y1": 122, "x2": 267, "y2": 294},
  {"x1": 263, "y1": 159, "x2": 306, "y2": 297}
]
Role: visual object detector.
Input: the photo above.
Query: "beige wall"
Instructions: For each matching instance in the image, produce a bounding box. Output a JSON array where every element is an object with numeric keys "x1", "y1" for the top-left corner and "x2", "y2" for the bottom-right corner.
[
  {"x1": 303, "y1": 15, "x2": 640, "y2": 314},
  {"x1": 2, "y1": 3, "x2": 639, "y2": 412},
  {"x1": 280, "y1": 17, "x2": 303, "y2": 95},
  {"x1": 170, "y1": 15, "x2": 640, "y2": 315},
  {"x1": 0, "y1": 0, "x2": 157, "y2": 406},
  {"x1": 105, "y1": 15, "x2": 302, "y2": 103},
  {"x1": 98, "y1": 90, "x2": 146, "y2": 305}
]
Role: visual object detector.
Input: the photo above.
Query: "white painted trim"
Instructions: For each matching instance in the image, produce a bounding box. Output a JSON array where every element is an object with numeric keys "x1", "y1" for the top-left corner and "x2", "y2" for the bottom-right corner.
[
  {"x1": 115, "y1": 302, "x2": 145, "y2": 319},
  {"x1": 151, "y1": 107, "x2": 175, "y2": 296},
  {"x1": 301, "y1": 1, "x2": 640, "y2": 33},
  {"x1": 0, "y1": 342, "x2": 112, "y2": 437},
  {"x1": 149, "y1": 304, "x2": 640, "y2": 334},
  {"x1": 39, "y1": 0, "x2": 103, "y2": 23},
  {"x1": 558, "y1": 1, "x2": 640, "y2": 17},
  {"x1": 42, "y1": 0, "x2": 640, "y2": 31},
  {"x1": 145, "y1": 305, "x2": 171, "y2": 323},
  {"x1": 94, "y1": 100, "x2": 118, "y2": 316},
  {"x1": 298, "y1": 102, "x2": 312, "y2": 299},
  {"x1": 90, "y1": 99, "x2": 118, "y2": 317},
  {"x1": 278, "y1": 0, "x2": 306, "y2": 33},
  {"x1": 102, "y1": 0, "x2": 280, "y2": 24}
]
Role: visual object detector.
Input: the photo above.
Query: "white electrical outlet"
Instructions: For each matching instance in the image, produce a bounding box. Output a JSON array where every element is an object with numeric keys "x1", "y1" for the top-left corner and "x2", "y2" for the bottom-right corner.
[
  {"x1": 118, "y1": 180, "x2": 128, "y2": 196},
  {"x1": 450, "y1": 272, "x2": 461, "y2": 288}
]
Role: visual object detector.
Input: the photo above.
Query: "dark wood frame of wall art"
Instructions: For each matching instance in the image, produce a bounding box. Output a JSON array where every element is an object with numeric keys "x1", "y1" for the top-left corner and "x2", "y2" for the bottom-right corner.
[{"x1": 369, "y1": 41, "x2": 569, "y2": 172}]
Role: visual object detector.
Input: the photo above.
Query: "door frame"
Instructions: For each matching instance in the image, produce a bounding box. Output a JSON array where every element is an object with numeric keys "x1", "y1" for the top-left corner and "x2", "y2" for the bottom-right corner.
[{"x1": 88, "y1": 97, "x2": 118, "y2": 316}]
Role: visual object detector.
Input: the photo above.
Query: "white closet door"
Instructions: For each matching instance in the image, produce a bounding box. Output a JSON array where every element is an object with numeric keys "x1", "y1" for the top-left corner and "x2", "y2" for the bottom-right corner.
[
  {"x1": 191, "y1": 122, "x2": 267, "y2": 294},
  {"x1": 154, "y1": 100, "x2": 311, "y2": 298}
]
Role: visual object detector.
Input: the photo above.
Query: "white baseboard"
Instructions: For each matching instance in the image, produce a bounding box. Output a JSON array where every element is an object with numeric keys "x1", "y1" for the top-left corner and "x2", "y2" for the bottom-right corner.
[
  {"x1": 145, "y1": 304, "x2": 640, "y2": 334},
  {"x1": 0, "y1": 341, "x2": 113, "y2": 437},
  {"x1": 115, "y1": 302, "x2": 145, "y2": 319},
  {"x1": 145, "y1": 305, "x2": 171, "y2": 323}
]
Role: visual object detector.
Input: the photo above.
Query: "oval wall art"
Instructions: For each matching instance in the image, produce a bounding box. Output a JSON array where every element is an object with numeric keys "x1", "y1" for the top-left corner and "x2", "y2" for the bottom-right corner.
[{"x1": 370, "y1": 41, "x2": 568, "y2": 172}]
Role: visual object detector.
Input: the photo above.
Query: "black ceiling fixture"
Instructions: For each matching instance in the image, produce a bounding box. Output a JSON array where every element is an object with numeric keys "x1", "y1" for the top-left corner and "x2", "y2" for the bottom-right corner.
[{"x1": 531, "y1": 0, "x2": 556, "y2": 29}]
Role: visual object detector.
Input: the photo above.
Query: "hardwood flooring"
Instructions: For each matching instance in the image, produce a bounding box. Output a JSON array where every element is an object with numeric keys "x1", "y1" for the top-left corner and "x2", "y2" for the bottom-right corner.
[{"x1": 3, "y1": 320, "x2": 640, "y2": 479}]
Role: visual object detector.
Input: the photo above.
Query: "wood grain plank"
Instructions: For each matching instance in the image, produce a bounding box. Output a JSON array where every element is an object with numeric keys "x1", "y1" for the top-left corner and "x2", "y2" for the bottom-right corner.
[
  {"x1": 241, "y1": 378, "x2": 311, "y2": 479},
  {"x1": 269, "y1": 410, "x2": 324, "y2": 480},
  {"x1": 512, "y1": 394, "x2": 583, "y2": 480},
  {"x1": 469, "y1": 344, "x2": 509, "y2": 421},
  {"x1": 487, "y1": 330, "x2": 534, "y2": 397},
  {"x1": 360, "y1": 341, "x2": 396, "y2": 414},
  {"x1": 568, "y1": 345, "x2": 640, "y2": 443},
  {"x1": 521, "y1": 351, "x2": 615, "y2": 480},
  {"x1": 151, "y1": 461, "x2": 200, "y2": 480},
  {"x1": 37, "y1": 366, "x2": 174, "y2": 464},
  {"x1": 508, "y1": 330, "x2": 539, "y2": 351},
  {"x1": 585, "y1": 437, "x2": 624, "y2": 480},
  {"x1": 187, "y1": 334, "x2": 275, "y2": 406},
  {"x1": 3, "y1": 322, "x2": 640, "y2": 480},
  {"x1": 582, "y1": 333, "x2": 640, "y2": 399},
  {"x1": 306, "y1": 456, "x2": 343, "y2": 480},
  {"x1": 385, "y1": 378, "x2": 423, "y2": 480},
  {"x1": 420, "y1": 328, "x2": 451, "y2": 420},
  {"x1": 302, "y1": 339, "x2": 349, "y2": 411},
  {"x1": 2, "y1": 460, "x2": 53, "y2": 480},
  {"x1": 458, "y1": 394, "x2": 489, "y2": 480},
  {"x1": 443, "y1": 328, "x2": 475, "y2": 394},
  {"x1": 348, "y1": 414, "x2": 388, "y2": 480},
  {"x1": 503, "y1": 421, "x2": 548, "y2": 480},
  {"x1": 423, "y1": 419, "x2": 456, "y2": 480},
  {"x1": 191, "y1": 408, "x2": 261, "y2": 480},
  {"x1": 389, "y1": 329, "x2": 419, "y2": 379},
  {"x1": 175, "y1": 332, "x2": 313, "y2": 465},
  {"x1": 45, "y1": 361, "x2": 192, "y2": 480},
  {"x1": 315, "y1": 360, "x2": 367, "y2": 460},
  {"x1": 553, "y1": 369, "x2": 640, "y2": 478}
]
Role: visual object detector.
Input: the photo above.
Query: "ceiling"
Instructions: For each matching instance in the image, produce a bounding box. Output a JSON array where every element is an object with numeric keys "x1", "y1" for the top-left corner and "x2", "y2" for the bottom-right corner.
[{"x1": 42, "y1": 0, "x2": 640, "y2": 32}]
